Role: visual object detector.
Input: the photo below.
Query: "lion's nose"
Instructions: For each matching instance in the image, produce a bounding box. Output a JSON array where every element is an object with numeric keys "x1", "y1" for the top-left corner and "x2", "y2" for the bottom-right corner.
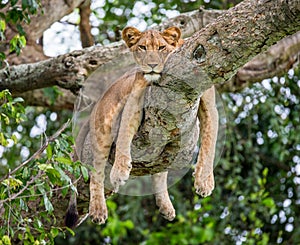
[{"x1": 148, "y1": 64, "x2": 158, "y2": 69}]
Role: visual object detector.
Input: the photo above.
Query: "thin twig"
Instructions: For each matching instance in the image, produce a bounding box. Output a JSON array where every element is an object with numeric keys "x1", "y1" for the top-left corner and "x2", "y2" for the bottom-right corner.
[
  {"x1": 7, "y1": 176, "x2": 81, "y2": 201},
  {"x1": 0, "y1": 170, "x2": 44, "y2": 209},
  {"x1": 0, "y1": 120, "x2": 71, "y2": 183}
]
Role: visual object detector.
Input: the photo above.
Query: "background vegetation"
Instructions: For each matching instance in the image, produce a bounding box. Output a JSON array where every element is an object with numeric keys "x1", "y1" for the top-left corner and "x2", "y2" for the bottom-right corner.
[{"x1": 1, "y1": 0, "x2": 299, "y2": 244}]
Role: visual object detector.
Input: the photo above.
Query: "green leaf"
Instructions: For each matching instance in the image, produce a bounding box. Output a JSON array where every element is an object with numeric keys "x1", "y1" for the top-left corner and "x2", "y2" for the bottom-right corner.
[
  {"x1": 54, "y1": 165, "x2": 71, "y2": 183},
  {"x1": 0, "y1": 52, "x2": 6, "y2": 61},
  {"x1": 12, "y1": 97, "x2": 24, "y2": 103},
  {"x1": 0, "y1": 19, "x2": 6, "y2": 32},
  {"x1": 123, "y1": 220, "x2": 134, "y2": 229},
  {"x1": 65, "y1": 227, "x2": 75, "y2": 236},
  {"x1": 22, "y1": 0, "x2": 29, "y2": 9},
  {"x1": 50, "y1": 227, "x2": 59, "y2": 238},
  {"x1": 20, "y1": 199, "x2": 29, "y2": 212},
  {"x1": 19, "y1": 35, "x2": 26, "y2": 47},
  {"x1": 262, "y1": 168, "x2": 268, "y2": 177},
  {"x1": 2, "y1": 177, "x2": 23, "y2": 189},
  {"x1": 55, "y1": 156, "x2": 72, "y2": 165},
  {"x1": 0, "y1": 132, "x2": 8, "y2": 146},
  {"x1": 46, "y1": 144, "x2": 52, "y2": 159},
  {"x1": 11, "y1": 134, "x2": 18, "y2": 144},
  {"x1": 9, "y1": 34, "x2": 26, "y2": 55},
  {"x1": 46, "y1": 168, "x2": 61, "y2": 184},
  {"x1": 262, "y1": 197, "x2": 275, "y2": 208},
  {"x1": 80, "y1": 165, "x2": 89, "y2": 182},
  {"x1": 1, "y1": 235, "x2": 11, "y2": 245},
  {"x1": 43, "y1": 194, "x2": 54, "y2": 213},
  {"x1": 2, "y1": 113, "x2": 10, "y2": 125},
  {"x1": 38, "y1": 163, "x2": 54, "y2": 171},
  {"x1": 22, "y1": 167, "x2": 29, "y2": 179}
]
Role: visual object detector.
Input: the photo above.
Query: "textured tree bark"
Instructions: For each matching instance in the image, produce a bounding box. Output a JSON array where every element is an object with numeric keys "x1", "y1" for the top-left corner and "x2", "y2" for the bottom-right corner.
[
  {"x1": 130, "y1": 0, "x2": 300, "y2": 171},
  {"x1": 0, "y1": 43, "x2": 128, "y2": 93},
  {"x1": 221, "y1": 30, "x2": 300, "y2": 92}
]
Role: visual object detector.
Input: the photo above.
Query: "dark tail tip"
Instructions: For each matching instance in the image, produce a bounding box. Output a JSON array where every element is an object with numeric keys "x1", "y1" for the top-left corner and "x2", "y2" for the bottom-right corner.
[{"x1": 65, "y1": 203, "x2": 79, "y2": 229}]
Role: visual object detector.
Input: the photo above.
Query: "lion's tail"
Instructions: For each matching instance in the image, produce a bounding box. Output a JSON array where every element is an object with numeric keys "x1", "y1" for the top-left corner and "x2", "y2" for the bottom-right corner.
[{"x1": 65, "y1": 192, "x2": 79, "y2": 228}]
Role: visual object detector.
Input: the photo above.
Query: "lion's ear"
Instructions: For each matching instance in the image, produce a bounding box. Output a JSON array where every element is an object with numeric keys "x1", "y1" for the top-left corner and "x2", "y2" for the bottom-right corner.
[
  {"x1": 162, "y1": 27, "x2": 182, "y2": 47},
  {"x1": 122, "y1": 27, "x2": 142, "y2": 48}
]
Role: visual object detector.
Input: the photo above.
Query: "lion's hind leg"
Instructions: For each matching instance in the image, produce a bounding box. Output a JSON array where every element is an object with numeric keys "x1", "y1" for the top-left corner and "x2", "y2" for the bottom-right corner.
[
  {"x1": 89, "y1": 129, "x2": 113, "y2": 224},
  {"x1": 89, "y1": 145, "x2": 110, "y2": 224},
  {"x1": 152, "y1": 171, "x2": 176, "y2": 221},
  {"x1": 194, "y1": 86, "x2": 218, "y2": 197}
]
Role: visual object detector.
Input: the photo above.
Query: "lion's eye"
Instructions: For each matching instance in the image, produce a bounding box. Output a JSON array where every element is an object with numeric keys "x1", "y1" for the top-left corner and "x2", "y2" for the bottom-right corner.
[
  {"x1": 139, "y1": 45, "x2": 146, "y2": 50},
  {"x1": 158, "y1": 46, "x2": 166, "y2": 50}
]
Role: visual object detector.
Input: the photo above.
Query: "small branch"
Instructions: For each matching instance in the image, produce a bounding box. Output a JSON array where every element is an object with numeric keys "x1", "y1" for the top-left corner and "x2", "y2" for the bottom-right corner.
[
  {"x1": 0, "y1": 120, "x2": 71, "y2": 183},
  {"x1": 0, "y1": 170, "x2": 44, "y2": 209},
  {"x1": 79, "y1": 0, "x2": 94, "y2": 48}
]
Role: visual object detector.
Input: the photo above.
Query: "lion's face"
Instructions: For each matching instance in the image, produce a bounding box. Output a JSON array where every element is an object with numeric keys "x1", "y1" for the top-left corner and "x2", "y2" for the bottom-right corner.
[{"x1": 122, "y1": 26, "x2": 182, "y2": 82}]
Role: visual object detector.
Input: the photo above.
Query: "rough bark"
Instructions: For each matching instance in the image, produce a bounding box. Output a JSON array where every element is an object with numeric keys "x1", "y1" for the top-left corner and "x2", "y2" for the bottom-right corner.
[
  {"x1": 221, "y1": 30, "x2": 300, "y2": 92},
  {"x1": 127, "y1": 0, "x2": 300, "y2": 172},
  {"x1": 0, "y1": 43, "x2": 128, "y2": 94}
]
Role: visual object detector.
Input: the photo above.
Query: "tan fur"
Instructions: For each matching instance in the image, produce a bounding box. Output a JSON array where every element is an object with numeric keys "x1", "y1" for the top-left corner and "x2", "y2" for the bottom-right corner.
[{"x1": 87, "y1": 27, "x2": 218, "y2": 224}]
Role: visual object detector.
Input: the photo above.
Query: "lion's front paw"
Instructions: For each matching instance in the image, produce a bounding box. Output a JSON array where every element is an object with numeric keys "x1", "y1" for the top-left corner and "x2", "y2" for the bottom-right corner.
[
  {"x1": 194, "y1": 172, "x2": 215, "y2": 197},
  {"x1": 110, "y1": 165, "x2": 130, "y2": 191},
  {"x1": 110, "y1": 154, "x2": 132, "y2": 192},
  {"x1": 89, "y1": 197, "x2": 108, "y2": 224}
]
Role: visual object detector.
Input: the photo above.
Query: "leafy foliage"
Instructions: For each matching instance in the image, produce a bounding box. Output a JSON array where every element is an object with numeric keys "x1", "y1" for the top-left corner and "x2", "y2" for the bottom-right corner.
[
  {"x1": 0, "y1": 116, "x2": 88, "y2": 244},
  {"x1": 0, "y1": 90, "x2": 26, "y2": 148},
  {"x1": 0, "y1": 0, "x2": 41, "y2": 64}
]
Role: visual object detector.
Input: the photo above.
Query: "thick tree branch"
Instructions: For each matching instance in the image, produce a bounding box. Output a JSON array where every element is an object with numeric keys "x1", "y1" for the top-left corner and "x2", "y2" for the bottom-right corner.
[
  {"x1": 220, "y1": 31, "x2": 300, "y2": 92},
  {"x1": 1, "y1": 3, "x2": 299, "y2": 107},
  {"x1": 73, "y1": 0, "x2": 300, "y2": 225},
  {"x1": 0, "y1": 8, "x2": 224, "y2": 99},
  {"x1": 178, "y1": 0, "x2": 300, "y2": 87},
  {"x1": 0, "y1": 43, "x2": 128, "y2": 93},
  {"x1": 79, "y1": 0, "x2": 300, "y2": 187}
]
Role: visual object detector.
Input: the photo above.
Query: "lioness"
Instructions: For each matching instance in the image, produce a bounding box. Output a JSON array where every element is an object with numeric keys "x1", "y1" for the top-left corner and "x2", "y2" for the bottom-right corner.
[{"x1": 67, "y1": 26, "x2": 218, "y2": 226}]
